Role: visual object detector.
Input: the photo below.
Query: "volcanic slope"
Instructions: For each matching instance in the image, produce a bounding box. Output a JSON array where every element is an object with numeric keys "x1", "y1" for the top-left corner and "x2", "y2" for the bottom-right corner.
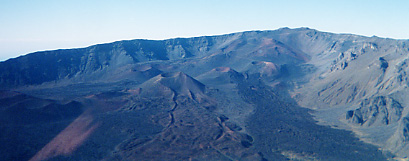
[{"x1": 1, "y1": 27, "x2": 406, "y2": 160}]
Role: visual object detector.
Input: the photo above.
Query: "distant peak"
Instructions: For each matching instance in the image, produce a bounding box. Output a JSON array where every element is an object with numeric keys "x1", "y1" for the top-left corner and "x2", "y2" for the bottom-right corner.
[
  {"x1": 277, "y1": 27, "x2": 314, "y2": 31},
  {"x1": 278, "y1": 27, "x2": 290, "y2": 30},
  {"x1": 299, "y1": 27, "x2": 311, "y2": 30}
]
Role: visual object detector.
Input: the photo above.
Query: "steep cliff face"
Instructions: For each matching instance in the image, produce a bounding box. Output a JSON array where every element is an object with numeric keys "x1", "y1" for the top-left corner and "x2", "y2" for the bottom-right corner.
[
  {"x1": 0, "y1": 31, "x2": 309, "y2": 88},
  {"x1": 273, "y1": 29, "x2": 409, "y2": 159},
  {"x1": 279, "y1": 30, "x2": 409, "y2": 158},
  {"x1": 292, "y1": 34, "x2": 409, "y2": 107},
  {"x1": 346, "y1": 96, "x2": 403, "y2": 127}
]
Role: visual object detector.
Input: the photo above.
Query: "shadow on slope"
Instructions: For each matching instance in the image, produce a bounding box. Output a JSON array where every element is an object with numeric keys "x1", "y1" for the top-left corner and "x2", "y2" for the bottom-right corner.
[{"x1": 0, "y1": 91, "x2": 83, "y2": 161}]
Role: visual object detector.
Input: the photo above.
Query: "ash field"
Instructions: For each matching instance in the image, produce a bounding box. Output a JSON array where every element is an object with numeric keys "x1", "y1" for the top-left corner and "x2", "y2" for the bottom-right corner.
[{"x1": 2, "y1": 28, "x2": 409, "y2": 160}]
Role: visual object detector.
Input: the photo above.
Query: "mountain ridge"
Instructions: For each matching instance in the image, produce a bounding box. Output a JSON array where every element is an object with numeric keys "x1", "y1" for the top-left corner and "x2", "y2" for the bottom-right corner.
[{"x1": 2, "y1": 27, "x2": 409, "y2": 160}]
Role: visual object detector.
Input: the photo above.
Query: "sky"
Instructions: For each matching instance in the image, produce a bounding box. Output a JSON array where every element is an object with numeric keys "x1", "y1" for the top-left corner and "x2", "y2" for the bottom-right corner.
[{"x1": 1, "y1": 0, "x2": 409, "y2": 61}]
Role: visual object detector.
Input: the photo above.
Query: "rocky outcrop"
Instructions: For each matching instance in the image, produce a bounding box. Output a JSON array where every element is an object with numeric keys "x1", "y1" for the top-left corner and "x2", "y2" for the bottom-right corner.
[
  {"x1": 379, "y1": 57, "x2": 389, "y2": 72},
  {"x1": 330, "y1": 52, "x2": 357, "y2": 71},
  {"x1": 346, "y1": 96, "x2": 403, "y2": 127}
]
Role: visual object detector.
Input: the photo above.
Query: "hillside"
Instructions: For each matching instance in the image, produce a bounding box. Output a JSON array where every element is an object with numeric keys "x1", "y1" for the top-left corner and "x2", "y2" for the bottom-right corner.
[{"x1": 2, "y1": 27, "x2": 409, "y2": 160}]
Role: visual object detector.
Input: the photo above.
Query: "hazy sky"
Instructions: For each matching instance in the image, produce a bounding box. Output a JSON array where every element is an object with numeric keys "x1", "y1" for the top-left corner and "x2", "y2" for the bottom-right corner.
[{"x1": 1, "y1": 0, "x2": 408, "y2": 61}]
